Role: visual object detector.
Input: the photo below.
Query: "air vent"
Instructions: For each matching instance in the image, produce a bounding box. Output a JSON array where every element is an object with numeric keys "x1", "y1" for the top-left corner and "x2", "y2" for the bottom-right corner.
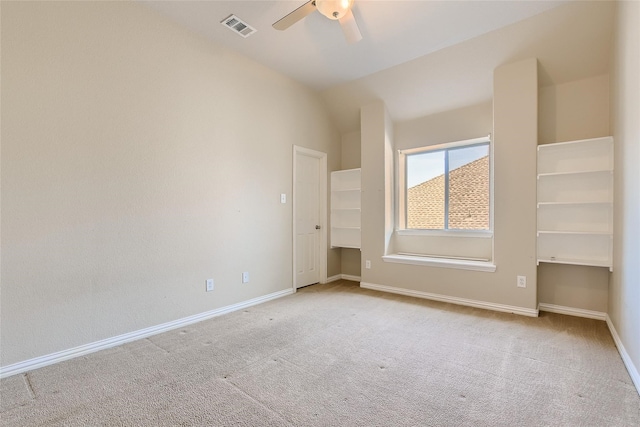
[{"x1": 220, "y1": 14, "x2": 257, "y2": 38}]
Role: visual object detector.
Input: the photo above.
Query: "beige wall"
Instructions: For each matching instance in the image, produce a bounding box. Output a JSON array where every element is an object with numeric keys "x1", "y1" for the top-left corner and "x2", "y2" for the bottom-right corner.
[
  {"x1": 609, "y1": 0, "x2": 640, "y2": 384},
  {"x1": 340, "y1": 249, "x2": 361, "y2": 279},
  {"x1": 360, "y1": 101, "x2": 390, "y2": 276},
  {"x1": 359, "y1": 58, "x2": 538, "y2": 312},
  {"x1": 395, "y1": 102, "x2": 493, "y2": 150},
  {"x1": 0, "y1": 1, "x2": 340, "y2": 366},
  {"x1": 491, "y1": 58, "x2": 538, "y2": 309},
  {"x1": 539, "y1": 75, "x2": 610, "y2": 145},
  {"x1": 537, "y1": 74, "x2": 611, "y2": 312},
  {"x1": 341, "y1": 131, "x2": 361, "y2": 170},
  {"x1": 537, "y1": 264, "x2": 609, "y2": 313}
]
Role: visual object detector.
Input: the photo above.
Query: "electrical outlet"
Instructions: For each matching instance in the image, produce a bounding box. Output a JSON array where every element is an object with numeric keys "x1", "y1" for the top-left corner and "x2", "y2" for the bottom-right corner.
[
  {"x1": 517, "y1": 275, "x2": 526, "y2": 288},
  {"x1": 206, "y1": 279, "x2": 214, "y2": 292},
  {"x1": 242, "y1": 272, "x2": 249, "y2": 283},
  {"x1": 365, "y1": 260, "x2": 371, "y2": 269}
]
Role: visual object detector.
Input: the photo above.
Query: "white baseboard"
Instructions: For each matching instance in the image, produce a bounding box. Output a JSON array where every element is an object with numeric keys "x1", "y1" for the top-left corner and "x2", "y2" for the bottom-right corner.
[
  {"x1": 360, "y1": 282, "x2": 539, "y2": 317},
  {"x1": 0, "y1": 288, "x2": 294, "y2": 379},
  {"x1": 326, "y1": 274, "x2": 361, "y2": 283},
  {"x1": 606, "y1": 315, "x2": 640, "y2": 396},
  {"x1": 538, "y1": 303, "x2": 607, "y2": 320}
]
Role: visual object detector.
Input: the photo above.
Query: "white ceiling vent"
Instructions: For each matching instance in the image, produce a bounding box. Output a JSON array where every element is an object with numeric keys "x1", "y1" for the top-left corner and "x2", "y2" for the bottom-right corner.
[{"x1": 220, "y1": 14, "x2": 257, "y2": 38}]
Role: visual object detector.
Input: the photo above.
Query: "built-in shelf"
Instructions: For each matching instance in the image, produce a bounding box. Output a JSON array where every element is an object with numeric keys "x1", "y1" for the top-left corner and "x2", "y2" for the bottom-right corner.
[
  {"x1": 331, "y1": 169, "x2": 361, "y2": 249},
  {"x1": 537, "y1": 169, "x2": 612, "y2": 178},
  {"x1": 537, "y1": 230, "x2": 611, "y2": 236},
  {"x1": 536, "y1": 256, "x2": 612, "y2": 269},
  {"x1": 537, "y1": 137, "x2": 613, "y2": 271},
  {"x1": 537, "y1": 201, "x2": 611, "y2": 206}
]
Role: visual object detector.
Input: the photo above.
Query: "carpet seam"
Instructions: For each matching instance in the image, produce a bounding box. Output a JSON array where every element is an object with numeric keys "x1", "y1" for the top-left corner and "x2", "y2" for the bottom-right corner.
[
  {"x1": 225, "y1": 379, "x2": 296, "y2": 426},
  {"x1": 144, "y1": 337, "x2": 170, "y2": 354},
  {"x1": 22, "y1": 373, "x2": 36, "y2": 399}
]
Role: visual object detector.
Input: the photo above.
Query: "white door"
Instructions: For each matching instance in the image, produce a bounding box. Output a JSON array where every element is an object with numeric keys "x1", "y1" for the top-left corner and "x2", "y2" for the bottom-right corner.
[{"x1": 293, "y1": 147, "x2": 326, "y2": 289}]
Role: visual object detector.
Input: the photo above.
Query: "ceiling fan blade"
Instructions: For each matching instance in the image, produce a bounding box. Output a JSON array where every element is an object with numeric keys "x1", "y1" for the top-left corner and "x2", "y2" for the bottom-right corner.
[
  {"x1": 338, "y1": 9, "x2": 362, "y2": 44},
  {"x1": 273, "y1": 1, "x2": 317, "y2": 31}
]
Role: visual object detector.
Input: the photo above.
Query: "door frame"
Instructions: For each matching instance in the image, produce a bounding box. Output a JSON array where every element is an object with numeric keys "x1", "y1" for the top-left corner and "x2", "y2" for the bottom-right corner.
[{"x1": 292, "y1": 145, "x2": 327, "y2": 291}]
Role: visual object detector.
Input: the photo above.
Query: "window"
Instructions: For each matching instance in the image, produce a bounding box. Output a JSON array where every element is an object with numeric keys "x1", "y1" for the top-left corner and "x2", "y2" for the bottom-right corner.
[
  {"x1": 399, "y1": 136, "x2": 491, "y2": 232},
  {"x1": 386, "y1": 136, "x2": 494, "y2": 270}
]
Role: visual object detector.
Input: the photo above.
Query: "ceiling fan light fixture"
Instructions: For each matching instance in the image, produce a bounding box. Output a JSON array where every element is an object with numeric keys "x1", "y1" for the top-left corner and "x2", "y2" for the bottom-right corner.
[{"x1": 316, "y1": 0, "x2": 354, "y2": 20}]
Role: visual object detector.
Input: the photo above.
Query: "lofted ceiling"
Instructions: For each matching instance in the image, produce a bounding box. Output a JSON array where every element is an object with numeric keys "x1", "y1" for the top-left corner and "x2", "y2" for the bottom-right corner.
[{"x1": 141, "y1": 1, "x2": 615, "y2": 133}]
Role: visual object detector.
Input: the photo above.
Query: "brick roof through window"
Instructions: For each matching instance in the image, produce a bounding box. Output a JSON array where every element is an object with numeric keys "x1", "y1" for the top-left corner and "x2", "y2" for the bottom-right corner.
[{"x1": 407, "y1": 155, "x2": 489, "y2": 230}]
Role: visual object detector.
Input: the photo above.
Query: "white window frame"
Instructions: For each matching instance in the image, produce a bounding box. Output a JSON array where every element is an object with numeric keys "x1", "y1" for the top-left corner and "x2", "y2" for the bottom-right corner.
[
  {"x1": 397, "y1": 135, "x2": 493, "y2": 236},
  {"x1": 385, "y1": 135, "x2": 495, "y2": 272}
]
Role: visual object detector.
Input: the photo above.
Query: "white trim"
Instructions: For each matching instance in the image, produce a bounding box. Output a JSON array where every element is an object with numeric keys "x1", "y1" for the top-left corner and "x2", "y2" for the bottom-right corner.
[
  {"x1": 293, "y1": 146, "x2": 328, "y2": 290},
  {"x1": 382, "y1": 254, "x2": 496, "y2": 272},
  {"x1": 395, "y1": 229, "x2": 493, "y2": 238},
  {"x1": 395, "y1": 135, "x2": 494, "y2": 254},
  {"x1": 0, "y1": 288, "x2": 293, "y2": 379},
  {"x1": 489, "y1": 133, "x2": 495, "y2": 246},
  {"x1": 326, "y1": 274, "x2": 361, "y2": 283},
  {"x1": 606, "y1": 315, "x2": 640, "y2": 396},
  {"x1": 360, "y1": 282, "x2": 538, "y2": 317},
  {"x1": 537, "y1": 136, "x2": 613, "y2": 151},
  {"x1": 538, "y1": 303, "x2": 606, "y2": 320},
  {"x1": 334, "y1": 167, "x2": 361, "y2": 173}
]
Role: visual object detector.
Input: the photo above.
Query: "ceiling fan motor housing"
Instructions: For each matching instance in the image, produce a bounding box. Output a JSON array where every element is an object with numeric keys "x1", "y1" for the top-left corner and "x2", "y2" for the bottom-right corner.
[{"x1": 316, "y1": 0, "x2": 354, "y2": 20}]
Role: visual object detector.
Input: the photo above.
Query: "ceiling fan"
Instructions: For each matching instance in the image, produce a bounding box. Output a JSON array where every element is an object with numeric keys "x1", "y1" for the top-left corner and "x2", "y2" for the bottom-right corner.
[{"x1": 273, "y1": 0, "x2": 363, "y2": 44}]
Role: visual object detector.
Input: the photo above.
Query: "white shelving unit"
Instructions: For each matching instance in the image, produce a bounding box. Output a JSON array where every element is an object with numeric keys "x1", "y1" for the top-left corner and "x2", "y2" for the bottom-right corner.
[
  {"x1": 331, "y1": 168, "x2": 361, "y2": 249},
  {"x1": 536, "y1": 136, "x2": 613, "y2": 271}
]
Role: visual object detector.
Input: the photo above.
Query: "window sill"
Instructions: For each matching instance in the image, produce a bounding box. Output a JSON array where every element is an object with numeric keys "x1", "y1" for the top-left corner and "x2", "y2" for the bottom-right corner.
[
  {"x1": 396, "y1": 229, "x2": 493, "y2": 238},
  {"x1": 382, "y1": 254, "x2": 496, "y2": 272}
]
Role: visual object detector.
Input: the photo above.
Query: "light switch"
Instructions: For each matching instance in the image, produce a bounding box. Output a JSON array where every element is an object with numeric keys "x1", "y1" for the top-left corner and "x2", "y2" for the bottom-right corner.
[{"x1": 280, "y1": 193, "x2": 287, "y2": 204}]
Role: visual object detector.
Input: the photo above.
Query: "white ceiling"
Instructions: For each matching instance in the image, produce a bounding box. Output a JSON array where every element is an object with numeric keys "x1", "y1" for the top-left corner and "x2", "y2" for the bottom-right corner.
[
  {"x1": 140, "y1": 1, "x2": 615, "y2": 133},
  {"x1": 141, "y1": 0, "x2": 568, "y2": 91}
]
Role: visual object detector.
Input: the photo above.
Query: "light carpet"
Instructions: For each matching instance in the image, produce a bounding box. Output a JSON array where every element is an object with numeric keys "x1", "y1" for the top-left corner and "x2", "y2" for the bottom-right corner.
[{"x1": 1, "y1": 280, "x2": 639, "y2": 426}]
